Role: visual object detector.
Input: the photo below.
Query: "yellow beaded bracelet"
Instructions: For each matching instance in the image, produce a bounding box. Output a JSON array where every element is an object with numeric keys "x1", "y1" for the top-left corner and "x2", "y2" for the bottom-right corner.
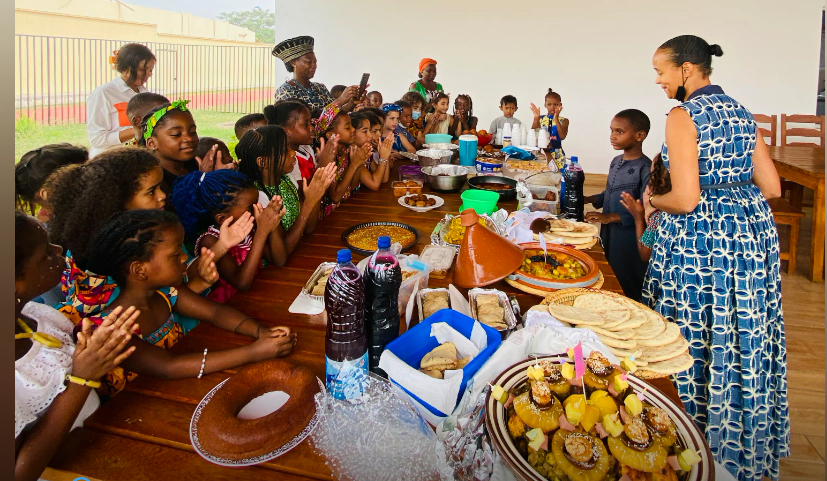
[{"x1": 65, "y1": 374, "x2": 102, "y2": 389}]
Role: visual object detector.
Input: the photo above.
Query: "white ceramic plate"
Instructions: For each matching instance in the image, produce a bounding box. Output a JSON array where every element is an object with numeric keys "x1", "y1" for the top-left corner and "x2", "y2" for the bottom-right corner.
[
  {"x1": 485, "y1": 356, "x2": 715, "y2": 481},
  {"x1": 190, "y1": 377, "x2": 322, "y2": 467},
  {"x1": 398, "y1": 193, "x2": 444, "y2": 212}
]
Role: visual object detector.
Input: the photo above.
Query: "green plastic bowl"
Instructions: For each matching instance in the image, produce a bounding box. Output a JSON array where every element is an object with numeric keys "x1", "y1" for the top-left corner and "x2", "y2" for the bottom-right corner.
[{"x1": 460, "y1": 189, "x2": 499, "y2": 215}]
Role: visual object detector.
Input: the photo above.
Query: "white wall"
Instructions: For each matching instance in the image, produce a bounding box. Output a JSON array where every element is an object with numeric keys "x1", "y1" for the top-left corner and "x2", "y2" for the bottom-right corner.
[{"x1": 275, "y1": 0, "x2": 824, "y2": 174}]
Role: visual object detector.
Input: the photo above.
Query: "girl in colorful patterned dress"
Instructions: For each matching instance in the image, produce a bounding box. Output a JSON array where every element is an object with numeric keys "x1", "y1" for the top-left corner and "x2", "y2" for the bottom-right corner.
[
  {"x1": 15, "y1": 211, "x2": 138, "y2": 481},
  {"x1": 645, "y1": 35, "x2": 787, "y2": 481},
  {"x1": 45, "y1": 147, "x2": 225, "y2": 300},
  {"x1": 173, "y1": 169, "x2": 286, "y2": 301},
  {"x1": 619, "y1": 153, "x2": 670, "y2": 262},
  {"x1": 235, "y1": 125, "x2": 337, "y2": 267},
  {"x1": 63, "y1": 209, "x2": 297, "y2": 397},
  {"x1": 318, "y1": 113, "x2": 372, "y2": 218}
]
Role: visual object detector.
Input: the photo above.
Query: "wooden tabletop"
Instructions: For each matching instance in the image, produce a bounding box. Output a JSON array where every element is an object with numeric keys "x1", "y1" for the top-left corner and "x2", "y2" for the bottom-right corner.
[
  {"x1": 768, "y1": 145, "x2": 825, "y2": 281},
  {"x1": 49, "y1": 165, "x2": 682, "y2": 481}
]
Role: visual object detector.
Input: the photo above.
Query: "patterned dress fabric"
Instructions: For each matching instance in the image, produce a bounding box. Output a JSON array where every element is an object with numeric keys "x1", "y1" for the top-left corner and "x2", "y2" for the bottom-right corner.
[
  {"x1": 642, "y1": 85, "x2": 789, "y2": 481},
  {"x1": 257, "y1": 175, "x2": 300, "y2": 231},
  {"x1": 195, "y1": 226, "x2": 259, "y2": 303},
  {"x1": 274, "y1": 81, "x2": 334, "y2": 113},
  {"x1": 319, "y1": 149, "x2": 357, "y2": 219}
]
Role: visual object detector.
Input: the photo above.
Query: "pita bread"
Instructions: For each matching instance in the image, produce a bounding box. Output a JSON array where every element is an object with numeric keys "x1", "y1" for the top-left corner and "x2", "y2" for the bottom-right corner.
[
  {"x1": 608, "y1": 346, "x2": 644, "y2": 362},
  {"x1": 596, "y1": 334, "x2": 637, "y2": 350},
  {"x1": 636, "y1": 322, "x2": 681, "y2": 347},
  {"x1": 631, "y1": 312, "x2": 667, "y2": 340},
  {"x1": 564, "y1": 223, "x2": 600, "y2": 238},
  {"x1": 573, "y1": 293, "x2": 625, "y2": 312},
  {"x1": 606, "y1": 308, "x2": 648, "y2": 330},
  {"x1": 548, "y1": 219, "x2": 575, "y2": 232},
  {"x1": 636, "y1": 352, "x2": 694, "y2": 377},
  {"x1": 588, "y1": 326, "x2": 635, "y2": 340},
  {"x1": 535, "y1": 233, "x2": 596, "y2": 246},
  {"x1": 420, "y1": 342, "x2": 457, "y2": 370},
  {"x1": 547, "y1": 304, "x2": 606, "y2": 326},
  {"x1": 639, "y1": 337, "x2": 689, "y2": 363}
]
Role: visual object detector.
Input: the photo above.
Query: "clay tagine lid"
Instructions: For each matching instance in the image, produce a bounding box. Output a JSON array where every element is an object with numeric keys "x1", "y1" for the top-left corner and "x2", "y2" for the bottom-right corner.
[{"x1": 453, "y1": 209, "x2": 524, "y2": 288}]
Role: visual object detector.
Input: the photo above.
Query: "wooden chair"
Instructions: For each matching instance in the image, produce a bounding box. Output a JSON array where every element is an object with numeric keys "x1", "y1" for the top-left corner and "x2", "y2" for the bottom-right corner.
[
  {"x1": 753, "y1": 113, "x2": 777, "y2": 146},
  {"x1": 768, "y1": 197, "x2": 805, "y2": 274},
  {"x1": 780, "y1": 114, "x2": 824, "y2": 208}
]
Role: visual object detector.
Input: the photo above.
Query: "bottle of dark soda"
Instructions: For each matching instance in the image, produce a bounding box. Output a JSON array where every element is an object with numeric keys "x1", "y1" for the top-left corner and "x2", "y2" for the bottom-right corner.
[
  {"x1": 562, "y1": 156, "x2": 585, "y2": 221},
  {"x1": 324, "y1": 249, "x2": 368, "y2": 400},
  {"x1": 363, "y1": 235, "x2": 402, "y2": 378}
]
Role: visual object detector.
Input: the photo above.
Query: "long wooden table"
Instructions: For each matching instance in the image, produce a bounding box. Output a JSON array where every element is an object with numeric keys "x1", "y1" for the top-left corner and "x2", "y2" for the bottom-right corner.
[
  {"x1": 48, "y1": 169, "x2": 682, "y2": 481},
  {"x1": 770, "y1": 145, "x2": 825, "y2": 281}
]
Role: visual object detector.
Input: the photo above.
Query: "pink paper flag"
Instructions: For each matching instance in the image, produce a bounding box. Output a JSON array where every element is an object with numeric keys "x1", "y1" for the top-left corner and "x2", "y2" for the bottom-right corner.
[{"x1": 573, "y1": 342, "x2": 585, "y2": 379}]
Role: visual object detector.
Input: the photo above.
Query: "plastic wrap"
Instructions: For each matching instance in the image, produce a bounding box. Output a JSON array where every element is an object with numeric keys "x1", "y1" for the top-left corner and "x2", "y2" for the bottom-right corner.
[{"x1": 310, "y1": 372, "x2": 443, "y2": 481}]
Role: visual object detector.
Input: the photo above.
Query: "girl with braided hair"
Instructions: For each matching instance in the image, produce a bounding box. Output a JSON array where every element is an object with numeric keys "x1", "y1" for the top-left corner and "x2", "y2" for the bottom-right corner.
[
  {"x1": 79, "y1": 209, "x2": 296, "y2": 397},
  {"x1": 45, "y1": 147, "x2": 225, "y2": 303},
  {"x1": 15, "y1": 143, "x2": 88, "y2": 225},
  {"x1": 236, "y1": 125, "x2": 336, "y2": 266},
  {"x1": 172, "y1": 169, "x2": 286, "y2": 302}
]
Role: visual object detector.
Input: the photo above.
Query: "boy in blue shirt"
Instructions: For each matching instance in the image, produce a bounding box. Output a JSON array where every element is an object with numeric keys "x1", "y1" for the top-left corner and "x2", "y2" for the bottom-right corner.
[{"x1": 585, "y1": 109, "x2": 651, "y2": 301}]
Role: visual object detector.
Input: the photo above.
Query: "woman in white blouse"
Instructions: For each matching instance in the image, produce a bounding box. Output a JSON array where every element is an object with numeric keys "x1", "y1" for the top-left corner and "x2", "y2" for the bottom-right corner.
[
  {"x1": 15, "y1": 212, "x2": 137, "y2": 481},
  {"x1": 86, "y1": 43, "x2": 156, "y2": 157}
]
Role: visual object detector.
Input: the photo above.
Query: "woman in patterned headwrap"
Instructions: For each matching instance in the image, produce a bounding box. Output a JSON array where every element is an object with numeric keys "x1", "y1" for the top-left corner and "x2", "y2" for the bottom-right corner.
[
  {"x1": 272, "y1": 35, "x2": 359, "y2": 113},
  {"x1": 409, "y1": 58, "x2": 444, "y2": 106},
  {"x1": 644, "y1": 35, "x2": 787, "y2": 481}
]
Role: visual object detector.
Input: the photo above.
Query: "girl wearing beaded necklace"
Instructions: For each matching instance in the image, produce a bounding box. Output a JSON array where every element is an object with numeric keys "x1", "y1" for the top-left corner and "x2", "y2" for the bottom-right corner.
[{"x1": 235, "y1": 125, "x2": 337, "y2": 267}]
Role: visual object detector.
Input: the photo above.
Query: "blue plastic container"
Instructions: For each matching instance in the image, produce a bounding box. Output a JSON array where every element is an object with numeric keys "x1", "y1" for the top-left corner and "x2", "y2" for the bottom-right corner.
[
  {"x1": 382, "y1": 309, "x2": 502, "y2": 418},
  {"x1": 458, "y1": 134, "x2": 478, "y2": 166}
]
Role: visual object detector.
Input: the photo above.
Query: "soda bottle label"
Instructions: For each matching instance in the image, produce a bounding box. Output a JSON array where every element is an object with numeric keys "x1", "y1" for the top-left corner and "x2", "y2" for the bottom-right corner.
[{"x1": 325, "y1": 352, "x2": 368, "y2": 401}]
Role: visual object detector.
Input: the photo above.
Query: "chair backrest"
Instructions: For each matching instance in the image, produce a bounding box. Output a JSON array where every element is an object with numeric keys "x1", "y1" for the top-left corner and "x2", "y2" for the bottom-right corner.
[
  {"x1": 753, "y1": 114, "x2": 777, "y2": 146},
  {"x1": 781, "y1": 114, "x2": 825, "y2": 147}
]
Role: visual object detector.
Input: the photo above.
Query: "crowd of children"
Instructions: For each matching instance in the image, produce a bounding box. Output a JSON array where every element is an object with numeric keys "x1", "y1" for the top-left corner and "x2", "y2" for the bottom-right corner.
[{"x1": 15, "y1": 63, "x2": 674, "y2": 479}]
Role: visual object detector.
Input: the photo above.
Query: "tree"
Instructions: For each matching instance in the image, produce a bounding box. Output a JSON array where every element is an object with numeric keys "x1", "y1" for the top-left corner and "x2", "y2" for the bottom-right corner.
[{"x1": 217, "y1": 7, "x2": 276, "y2": 45}]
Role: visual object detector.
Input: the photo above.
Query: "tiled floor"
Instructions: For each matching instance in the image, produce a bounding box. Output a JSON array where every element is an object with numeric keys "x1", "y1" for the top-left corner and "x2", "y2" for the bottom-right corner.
[{"x1": 584, "y1": 175, "x2": 825, "y2": 480}]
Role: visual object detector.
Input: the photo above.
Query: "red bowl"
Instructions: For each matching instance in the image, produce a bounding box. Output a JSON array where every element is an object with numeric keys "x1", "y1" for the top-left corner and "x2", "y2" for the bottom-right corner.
[{"x1": 477, "y1": 134, "x2": 494, "y2": 147}]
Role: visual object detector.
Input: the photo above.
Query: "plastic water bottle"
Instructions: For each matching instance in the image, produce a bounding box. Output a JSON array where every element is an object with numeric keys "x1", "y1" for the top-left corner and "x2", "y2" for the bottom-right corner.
[
  {"x1": 502, "y1": 123, "x2": 512, "y2": 147},
  {"x1": 324, "y1": 249, "x2": 368, "y2": 400},
  {"x1": 559, "y1": 158, "x2": 568, "y2": 212},
  {"x1": 364, "y1": 236, "x2": 402, "y2": 377},
  {"x1": 562, "y1": 156, "x2": 585, "y2": 221}
]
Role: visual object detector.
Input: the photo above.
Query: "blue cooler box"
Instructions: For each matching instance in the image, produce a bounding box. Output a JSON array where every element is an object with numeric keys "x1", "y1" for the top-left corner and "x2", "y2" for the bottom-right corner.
[{"x1": 382, "y1": 309, "x2": 502, "y2": 418}]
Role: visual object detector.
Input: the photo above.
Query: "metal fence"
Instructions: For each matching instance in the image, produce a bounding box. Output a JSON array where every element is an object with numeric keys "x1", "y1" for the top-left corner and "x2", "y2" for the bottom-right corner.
[{"x1": 15, "y1": 35, "x2": 277, "y2": 125}]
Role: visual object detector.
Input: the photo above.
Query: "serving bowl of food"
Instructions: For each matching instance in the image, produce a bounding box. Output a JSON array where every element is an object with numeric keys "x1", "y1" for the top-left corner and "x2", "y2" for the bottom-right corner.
[
  {"x1": 467, "y1": 175, "x2": 518, "y2": 202},
  {"x1": 485, "y1": 354, "x2": 714, "y2": 481},
  {"x1": 421, "y1": 165, "x2": 474, "y2": 193},
  {"x1": 342, "y1": 222, "x2": 419, "y2": 257},
  {"x1": 507, "y1": 243, "x2": 600, "y2": 292},
  {"x1": 476, "y1": 157, "x2": 504, "y2": 173},
  {"x1": 398, "y1": 193, "x2": 444, "y2": 212},
  {"x1": 431, "y1": 213, "x2": 504, "y2": 251}
]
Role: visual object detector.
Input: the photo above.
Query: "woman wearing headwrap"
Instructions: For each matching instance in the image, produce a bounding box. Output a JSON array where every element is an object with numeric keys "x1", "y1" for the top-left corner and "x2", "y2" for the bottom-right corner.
[
  {"x1": 408, "y1": 58, "x2": 444, "y2": 106},
  {"x1": 272, "y1": 36, "x2": 360, "y2": 112}
]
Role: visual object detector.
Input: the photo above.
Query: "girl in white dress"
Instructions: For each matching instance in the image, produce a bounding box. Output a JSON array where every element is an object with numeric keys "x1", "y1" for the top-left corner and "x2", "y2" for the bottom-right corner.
[{"x1": 14, "y1": 211, "x2": 138, "y2": 481}]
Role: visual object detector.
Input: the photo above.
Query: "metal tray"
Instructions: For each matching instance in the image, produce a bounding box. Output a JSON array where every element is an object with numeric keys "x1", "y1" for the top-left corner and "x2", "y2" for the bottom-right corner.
[
  {"x1": 303, "y1": 262, "x2": 337, "y2": 302},
  {"x1": 416, "y1": 287, "x2": 451, "y2": 322},
  {"x1": 430, "y1": 213, "x2": 505, "y2": 252},
  {"x1": 341, "y1": 221, "x2": 419, "y2": 257},
  {"x1": 468, "y1": 288, "x2": 518, "y2": 338}
]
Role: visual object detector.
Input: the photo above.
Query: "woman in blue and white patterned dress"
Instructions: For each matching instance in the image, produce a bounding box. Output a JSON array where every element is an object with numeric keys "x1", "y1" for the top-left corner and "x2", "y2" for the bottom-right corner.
[{"x1": 644, "y1": 35, "x2": 789, "y2": 481}]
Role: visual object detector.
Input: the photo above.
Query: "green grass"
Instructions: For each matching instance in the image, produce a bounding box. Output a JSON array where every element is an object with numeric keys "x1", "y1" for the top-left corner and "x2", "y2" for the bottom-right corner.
[{"x1": 14, "y1": 109, "x2": 243, "y2": 161}]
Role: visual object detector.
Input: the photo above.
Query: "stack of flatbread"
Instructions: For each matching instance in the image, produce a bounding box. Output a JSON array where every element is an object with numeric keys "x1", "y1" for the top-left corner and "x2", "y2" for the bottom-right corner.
[
  {"x1": 419, "y1": 342, "x2": 470, "y2": 379},
  {"x1": 544, "y1": 292, "x2": 693, "y2": 378},
  {"x1": 474, "y1": 294, "x2": 507, "y2": 330},
  {"x1": 533, "y1": 219, "x2": 600, "y2": 250}
]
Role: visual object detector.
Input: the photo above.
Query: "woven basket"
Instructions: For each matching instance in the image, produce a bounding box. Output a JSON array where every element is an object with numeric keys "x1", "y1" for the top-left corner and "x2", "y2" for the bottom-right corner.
[
  {"x1": 505, "y1": 272, "x2": 604, "y2": 298},
  {"x1": 540, "y1": 288, "x2": 684, "y2": 380}
]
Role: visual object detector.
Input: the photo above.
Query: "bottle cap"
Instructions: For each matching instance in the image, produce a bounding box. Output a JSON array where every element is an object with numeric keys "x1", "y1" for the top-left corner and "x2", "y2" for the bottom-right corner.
[
  {"x1": 337, "y1": 249, "x2": 352, "y2": 263},
  {"x1": 377, "y1": 236, "x2": 391, "y2": 249}
]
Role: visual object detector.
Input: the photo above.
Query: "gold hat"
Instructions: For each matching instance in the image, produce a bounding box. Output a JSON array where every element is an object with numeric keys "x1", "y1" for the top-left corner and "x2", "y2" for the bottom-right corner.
[{"x1": 272, "y1": 36, "x2": 315, "y2": 65}]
